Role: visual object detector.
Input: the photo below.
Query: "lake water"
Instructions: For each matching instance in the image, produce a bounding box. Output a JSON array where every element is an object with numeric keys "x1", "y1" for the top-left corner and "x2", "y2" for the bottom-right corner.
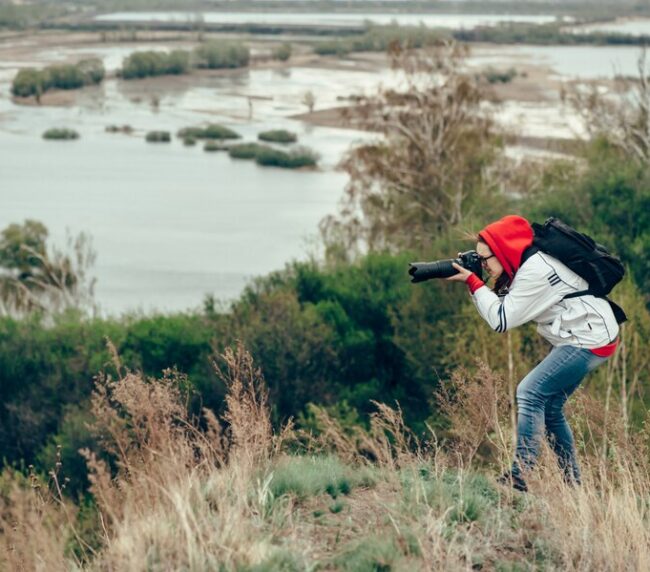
[
  {"x1": 95, "y1": 12, "x2": 560, "y2": 29},
  {"x1": 468, "y1": 44, "x2": 647, "y2": 80},
  {"x1": 571, "y1": 18, "x2": 650, "y2": 37},
  {"x1": 0, "y1": 39, "x2": 640, "y2": 314},
  {"x1": 0, "y1": 54, "x2": 382, "y2": 315}
]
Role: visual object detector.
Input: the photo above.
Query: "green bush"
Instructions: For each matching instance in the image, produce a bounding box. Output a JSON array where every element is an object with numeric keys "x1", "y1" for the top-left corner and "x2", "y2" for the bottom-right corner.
[
  {"x1": 272, "y1": 43, "x2": 292, "y2": 62},
  {"x1": 313, "y1": 40, "x2": 351, "y2": 57},
  {"x1": 258, "y1": 129, "x2": 297, "y2": 144},
  {"x1": 11, "y1": 69, "x2": 45, "y2": 98},
  {"x1": 255, "y1": 146, "x2": 319, "y2": 169},
  {"x1": 228, "y1": 142, "x2": 269, "y2": 160},
  {"x1": 193, "y1": 41, "x2": 250, "y2": 69},
  {"x1": 12, "y1": 59, "x2": 104, "y2": 98},
  {"x1": 178, "y1": 124, "x2": 241, "y2": 140},
  {"x1": 42, "y1": 128, "x2": 79, "y2": 140},
  {"x1": 204, "y1": 141, "x2": 228, "y2": 152},
  {"x1": 121, "y1": 50, "x2": 191, "y2": 79},
  {"x1": 145, "y1": 131, "x2": 171, "y2": 143}
]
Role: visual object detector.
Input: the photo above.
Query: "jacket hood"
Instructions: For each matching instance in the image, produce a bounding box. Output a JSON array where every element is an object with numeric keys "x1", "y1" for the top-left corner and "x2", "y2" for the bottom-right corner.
[{"x1": 479, "y1": 215, "x2": 534, "y2": 281}]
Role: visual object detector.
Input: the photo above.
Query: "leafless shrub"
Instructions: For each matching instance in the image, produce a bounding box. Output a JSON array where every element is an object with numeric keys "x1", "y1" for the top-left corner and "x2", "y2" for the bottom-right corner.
[
  {"x1": 563, "y1": 47, "x2": 650, "y2": 164},
  {"x1": 321, "y1": 42, "x2": 503, "y2": 255}
]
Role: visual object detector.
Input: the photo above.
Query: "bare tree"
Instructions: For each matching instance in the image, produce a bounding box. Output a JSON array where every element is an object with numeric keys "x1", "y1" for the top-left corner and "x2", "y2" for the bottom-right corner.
[
  {"x1": 563, "y1": 48, "x2": 650, "y2": 164},
  {"x1": 320, "y1": 42, "x2": 503, "y2": 256},
  {"x1": 0, "y1": 220, "x2": 96, "y2": 318}
]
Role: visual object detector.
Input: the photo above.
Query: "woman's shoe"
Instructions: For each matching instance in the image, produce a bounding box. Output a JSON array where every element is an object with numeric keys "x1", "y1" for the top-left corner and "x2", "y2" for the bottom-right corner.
[{"x1": 497, "y1": 471, "x2": 528, "y2": 492}]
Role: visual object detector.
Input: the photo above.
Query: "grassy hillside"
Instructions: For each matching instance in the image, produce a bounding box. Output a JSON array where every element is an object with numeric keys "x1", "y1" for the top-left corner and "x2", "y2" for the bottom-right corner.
[{"x1": 2, "y1": 344, "x2": 648, "y2": 571}]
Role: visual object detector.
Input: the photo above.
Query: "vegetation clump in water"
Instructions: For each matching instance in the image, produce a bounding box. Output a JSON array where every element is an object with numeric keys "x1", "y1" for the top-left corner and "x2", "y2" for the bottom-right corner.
[
  {"x1": 42, "y1": 128, "x2": 79, "y2": 140},
  {"x1": 258, "y1": 130, "x2": 298, "y2": 144},
  {"x1": 193, "y1": 41, "x2": 250, "y2": 69},
  {"x1": 178, "y1": 124, "x2": 241, "y2": 141},
  {"x1": 272, "y1": 43, "x2": 292, "y2": 62},
  {"x1": 120, "y1": 50, "x2": 191, "y2": 79},
  {"x1": 145, "y1": 131, "x2": 171, "y2": 143},
  {"x1": 12, "y1": 59, "x2": 104, "y2": 99},
  {"x1": 255, "y1": 146, "x2": 319, "y2": 169}
]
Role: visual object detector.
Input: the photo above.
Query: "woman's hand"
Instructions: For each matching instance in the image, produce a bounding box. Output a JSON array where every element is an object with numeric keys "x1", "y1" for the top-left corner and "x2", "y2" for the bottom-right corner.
[{"x1": 446, "y1": 262, "x2": 473, "y2": 283}]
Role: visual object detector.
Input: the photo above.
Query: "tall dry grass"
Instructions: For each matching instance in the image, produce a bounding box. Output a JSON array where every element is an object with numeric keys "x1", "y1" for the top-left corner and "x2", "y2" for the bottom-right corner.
[{"x1": 1, "y1": 341, "x2": 649, "y2": 571}]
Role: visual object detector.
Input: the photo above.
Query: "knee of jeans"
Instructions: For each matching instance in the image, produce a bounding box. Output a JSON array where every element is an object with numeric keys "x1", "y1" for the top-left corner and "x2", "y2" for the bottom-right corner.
[{"x1": 516, "y1": 383, "x2": 543, "y2": 408}]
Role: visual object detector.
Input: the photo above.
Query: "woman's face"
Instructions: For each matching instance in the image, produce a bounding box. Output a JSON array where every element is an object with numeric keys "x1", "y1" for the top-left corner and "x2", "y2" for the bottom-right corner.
[{"x1": 476, "y1": 241, "x2": 504, "y2": 280}]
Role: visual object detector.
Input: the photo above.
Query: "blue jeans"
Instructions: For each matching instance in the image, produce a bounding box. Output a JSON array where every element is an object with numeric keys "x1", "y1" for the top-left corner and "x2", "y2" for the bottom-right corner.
[{"x1": 511, "y1": 345, "x2": 608, "y2": 484}]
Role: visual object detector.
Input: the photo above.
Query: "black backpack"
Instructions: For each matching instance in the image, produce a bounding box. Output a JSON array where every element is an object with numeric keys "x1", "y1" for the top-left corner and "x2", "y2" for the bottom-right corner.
[{"x1": 523, "y1": 217, "x2": 627, "y2": 324}]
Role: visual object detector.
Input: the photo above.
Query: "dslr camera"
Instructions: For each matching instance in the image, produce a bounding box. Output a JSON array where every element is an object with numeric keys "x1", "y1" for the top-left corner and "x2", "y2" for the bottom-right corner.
[{"x1": 408, "y1": 250, "x2": 483, "y2": 283}]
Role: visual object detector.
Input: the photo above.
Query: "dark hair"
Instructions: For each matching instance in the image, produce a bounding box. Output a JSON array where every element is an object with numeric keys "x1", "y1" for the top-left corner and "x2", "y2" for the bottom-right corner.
[{"x1": 477, "y1": 237, "x2": 510, "y2": 295}]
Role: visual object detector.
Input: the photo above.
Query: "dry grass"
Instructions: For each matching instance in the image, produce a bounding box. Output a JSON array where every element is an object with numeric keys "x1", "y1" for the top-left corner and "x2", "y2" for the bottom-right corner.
[{"x1": 1, "y1": 343, "x2": 649, "y2": 571}]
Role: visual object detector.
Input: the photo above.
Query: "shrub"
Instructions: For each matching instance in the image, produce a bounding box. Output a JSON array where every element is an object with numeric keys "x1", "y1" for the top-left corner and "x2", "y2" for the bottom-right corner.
[
  {"x1": 258, "y1": 129, "x2": 297, "y2": 144},
  {"x1": 11, "y1": 69, "x2": 45, "y2": 98},
  {"x1": 12, "y1": 59, "x2": 105, "y2": 98},
  {"x1": 145, "y1": 131, "x2": 171, "y2": 143},
  {"x1": 105, "y1": 124, "x2": 133, "y2": 134},
  {"x1": 204, "y1": 141, "x2": 228, "y2": 152},
  {"x1": 272, "y1": 43, "x2": 292, "y2": 62},
  {"x1": 121, "y1": 50, "x2": 191, "y2": 80},
  {"x1": 42, "y1": 128, "x2": 79, "y2": 140},
  {"x1": 313, "y1": 40, "x2": 351, "y2": 57},
  {"x1": 183, "y1": 137, "x2": 197, "y2": 146},
  {"x1": 76, "y1": 58, "x2": 105, "y2": 85},
  {"x1": 255, "y1": 146, "x2": 319, "y2": 169},
  {"x1": 178, "y1": 124, "x2": 241, "y2": 140},
  {"x1": 228, "y1": 142, "x2": 269, "y2": 160},
  {"x1": 193, "y1": 41, "x2": 250, "y2": 69},
  {"x1": 482, "y1": 66, "x2": 517, "y2": 84}
]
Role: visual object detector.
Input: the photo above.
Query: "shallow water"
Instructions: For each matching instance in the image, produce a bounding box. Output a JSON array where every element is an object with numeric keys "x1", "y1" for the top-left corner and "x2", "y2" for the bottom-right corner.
[
  {"x1": 468, "y1": 44, "x2": 646, "y2": 80},
  {"x1": 0, "y1": 56, "x2": 379, "y2": 315},
  {"x1": 571, "y1": 18, "x2": 650, "y2": 37},
  {"x1": 0, "y1": 39, "x2": 635, "y2": 314}
]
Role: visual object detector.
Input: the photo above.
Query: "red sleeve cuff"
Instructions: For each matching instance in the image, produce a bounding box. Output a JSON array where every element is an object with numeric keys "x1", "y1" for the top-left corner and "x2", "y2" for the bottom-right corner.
[{"x1": 466, "y1": 273, "x2": 485, "y2": 294}]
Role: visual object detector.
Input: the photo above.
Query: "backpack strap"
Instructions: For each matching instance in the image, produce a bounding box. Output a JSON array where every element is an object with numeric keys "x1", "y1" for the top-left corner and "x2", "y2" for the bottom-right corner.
[
  {"x1": 520, "y1": 245, "x2": 539, "y2": 267},
  {"x1": 562, "y1": 290, "x2": 628, "y2": 325}
]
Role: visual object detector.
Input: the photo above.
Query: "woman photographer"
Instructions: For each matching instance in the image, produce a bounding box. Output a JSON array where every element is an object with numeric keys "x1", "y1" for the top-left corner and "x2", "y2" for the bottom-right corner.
[{"x1": 446, "y1": 215, "x2": 619, "y2": 492}]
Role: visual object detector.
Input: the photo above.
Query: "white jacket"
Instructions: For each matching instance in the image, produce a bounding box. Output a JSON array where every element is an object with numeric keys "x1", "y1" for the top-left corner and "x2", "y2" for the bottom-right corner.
[{"x1": 471, "y1": 251, "x2": 619, "y2": 348}]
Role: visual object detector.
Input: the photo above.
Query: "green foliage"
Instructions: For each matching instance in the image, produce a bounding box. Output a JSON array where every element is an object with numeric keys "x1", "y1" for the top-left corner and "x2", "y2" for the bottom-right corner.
[
  {"x1": 228, "y1": 142, "x2": 318, "y2": 168},
  {"x1": 11, "y1": 69, "x2": 45, "y2": 98},
  {"x1": 145, "y1": 131, "x2": 171, "y2": 143},
  {"x1": 12, "y1": 59, "x2": 105, "y2": 98},
  {"x1": 204, "y1": 141, "x2": 227, "y2": 152},
  {"x1": 333, "y1": 535, "x2": 406, "y2": 571},
  {"x1": 255, "y1": 146, "x2": 318, "y2": 169},
  {"x1": 258, "y1": 130, "x2": 297, "y2": 144},
  {"x1": 454, "y1": 21, "x2": 647, "y2": 46},
  {"x1": 524, "y1": 139, "x2": 650, "y2": 301},
  {"x1": 121, "y1": 50, "x2": 191, "y2": 79},
  {"x1": 314, "y1": 25, "x2": 448, "y2": 57},
  {"x1": 272, "y1": 43, "x2": 292, "y2": 62},
  {"x1": 43, "y1": 128, "x2": 80, "y2": 140},
  {"x1": 193, "y1": 41, "x2": 250, "y2": 69},
  {"x1": 482, "y1": 66, "x2": 517, "y2": 84},
  {"x1": 0, "y1": 4, "x2": 67, "y2": 29},
  {"x1": 268, "y1": 456, "x2": 368, "y2": 501},
  {"x1": 229, "y1": 142, "x2": 270, "y2": 160},
  {"x1": 401, "y1": 468, "x2": 500, "y2": 525},
  {"x1": 178, "y1": 124, "x2": 241, "y2": 141}
]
